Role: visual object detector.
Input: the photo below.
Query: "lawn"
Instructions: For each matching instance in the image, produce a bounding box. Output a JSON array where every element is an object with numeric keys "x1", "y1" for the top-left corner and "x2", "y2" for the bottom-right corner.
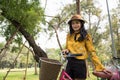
[
  {"x1": 0, "y1": 68, "x2": 39, "y2": 80},
  {"x1": 0, "y1": 68, "x2": 99, "y2": 80}
]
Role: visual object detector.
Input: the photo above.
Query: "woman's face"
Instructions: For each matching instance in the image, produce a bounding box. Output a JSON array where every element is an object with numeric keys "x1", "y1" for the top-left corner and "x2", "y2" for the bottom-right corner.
[{"x1": 71, "y1": 20, "x2": 81, "y2": 33}]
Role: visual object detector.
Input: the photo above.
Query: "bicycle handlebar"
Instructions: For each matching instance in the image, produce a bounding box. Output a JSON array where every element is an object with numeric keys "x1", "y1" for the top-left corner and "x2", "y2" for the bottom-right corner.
[
  {"x1": 61, "y1": 52, "x2": 83, "y2": 58},
  {"x1": 113, "y1": 57, "x2": 120, "y2": 60},
  {"x1": 65, "y1": 53, "x2": 83, "y2": 57}
]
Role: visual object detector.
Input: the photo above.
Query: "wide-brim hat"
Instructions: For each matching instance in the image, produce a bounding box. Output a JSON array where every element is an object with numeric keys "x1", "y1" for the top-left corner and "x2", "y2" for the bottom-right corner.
[{"x1": 68, "y1": 14, "x2": 85, "y2": 25}]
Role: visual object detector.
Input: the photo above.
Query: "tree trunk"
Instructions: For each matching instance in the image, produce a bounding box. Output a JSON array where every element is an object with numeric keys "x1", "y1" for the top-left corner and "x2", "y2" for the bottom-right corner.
[
  {"x1": 0, "y1": 26, "x2": 19, "y2": 61},
  {"x1": 76, "y1": 0, "x2": 80, "y2": 14},
  {"x1": 34, "y1": 61, "x2": 38, "y2": 75},
  {"x1": 3, "y1": 41, "x2": 25, "y2": 80},
  {"x1": 11, "y1": 20, "x2": 48, "y2": 62},
  {"x1": 23, "y1": 49, "x2": 29, "y2": 80},
  {"x1": 1, "y1": 11, "x2": 48, "y2": 62}
]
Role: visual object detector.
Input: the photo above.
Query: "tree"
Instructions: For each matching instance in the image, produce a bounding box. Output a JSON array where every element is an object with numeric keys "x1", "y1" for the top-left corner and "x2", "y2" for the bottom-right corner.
[
  {"x1": 0, "y1": 0, "x2": 47, "y2": 62},
  {"x1": 104, "y1": 9, "x2": 120, "y2": 58}
]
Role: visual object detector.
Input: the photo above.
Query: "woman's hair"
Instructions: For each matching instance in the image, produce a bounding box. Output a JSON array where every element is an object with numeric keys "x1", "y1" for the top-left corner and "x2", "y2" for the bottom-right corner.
[{"x1": 69, "y1": 21, "x2": 87, "y2": 41}]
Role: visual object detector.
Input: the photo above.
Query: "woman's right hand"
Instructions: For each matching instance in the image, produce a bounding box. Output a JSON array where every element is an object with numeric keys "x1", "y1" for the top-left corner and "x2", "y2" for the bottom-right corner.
[{"x1": 62, "y1": 49, "x2": 69, "y2": 55}]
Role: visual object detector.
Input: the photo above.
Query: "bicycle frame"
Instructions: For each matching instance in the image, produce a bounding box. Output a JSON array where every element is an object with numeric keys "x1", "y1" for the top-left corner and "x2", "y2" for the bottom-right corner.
[
  {"x1": 110, "y1": 70, "x2": 120, "y2": 80},
  {"x1": 59, "y1": 69, "x2": 73, "y2": 80}
]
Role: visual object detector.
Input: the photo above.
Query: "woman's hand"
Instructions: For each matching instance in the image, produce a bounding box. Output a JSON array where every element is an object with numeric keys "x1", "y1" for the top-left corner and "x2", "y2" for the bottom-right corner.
[
  {"x1": 93, "y1": 69, "x2": 112, "y2": 79},
  {"x1": 103, "y1": 69, "x2": 112, "y2": 74},
  {"x1": 62, "y1": 49, "x2": 69, "y2": 55}
]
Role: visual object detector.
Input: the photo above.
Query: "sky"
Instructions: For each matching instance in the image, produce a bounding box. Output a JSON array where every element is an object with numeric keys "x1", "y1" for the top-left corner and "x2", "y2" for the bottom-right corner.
[
  {"x1": 41, "y1": 0, "x2": 118, "y2": 18},
  {"x1": 0, "y1": 0, "x2": 119, "y2": 50}
]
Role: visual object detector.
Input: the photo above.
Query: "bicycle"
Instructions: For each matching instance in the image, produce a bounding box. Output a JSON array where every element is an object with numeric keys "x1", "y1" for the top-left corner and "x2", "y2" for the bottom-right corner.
[{"x1": 59, "y1": 52, "x2": 83, "y2": 80}]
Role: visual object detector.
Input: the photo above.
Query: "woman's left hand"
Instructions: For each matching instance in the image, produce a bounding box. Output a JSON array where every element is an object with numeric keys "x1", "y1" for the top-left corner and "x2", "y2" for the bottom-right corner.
[
  {"x1": 103, "y1": 69, "x2": 112, "y2": 74},
  {"x1": 93, "y1": 69, "x2": 112, "y2": 79}
]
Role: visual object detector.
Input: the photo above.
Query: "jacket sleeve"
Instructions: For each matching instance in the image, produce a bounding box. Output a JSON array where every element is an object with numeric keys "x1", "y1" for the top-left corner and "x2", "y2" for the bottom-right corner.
[
  {"x1": 65, "y1": 34, "x2": 70, "y2": 49},
  {"x1": 85, "y1": 34, "x2": 105, "y2": 71}
]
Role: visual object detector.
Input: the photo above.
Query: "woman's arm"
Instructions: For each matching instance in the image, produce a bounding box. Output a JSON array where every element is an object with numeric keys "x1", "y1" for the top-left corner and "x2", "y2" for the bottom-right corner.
[{"x1": 85, "y1": 34, "x2": 105, "y2": 71}]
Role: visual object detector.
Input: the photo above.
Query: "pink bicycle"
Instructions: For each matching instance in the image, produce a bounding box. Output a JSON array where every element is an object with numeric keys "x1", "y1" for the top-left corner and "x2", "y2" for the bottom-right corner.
[{"x1": 59, "y1": 69, "x2": 72, "y2": 80}]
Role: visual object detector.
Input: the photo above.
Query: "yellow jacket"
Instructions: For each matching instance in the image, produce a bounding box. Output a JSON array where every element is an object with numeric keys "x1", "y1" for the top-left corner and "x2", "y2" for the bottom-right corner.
[{"x1": 66, "y1": 33, "x2": 105, "y2": 71}]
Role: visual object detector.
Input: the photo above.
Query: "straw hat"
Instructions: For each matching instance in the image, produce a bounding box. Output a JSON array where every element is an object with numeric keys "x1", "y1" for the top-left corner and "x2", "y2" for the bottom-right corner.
[{"x1": 68, "y1": 14, "x2": 85, "y2": 24}]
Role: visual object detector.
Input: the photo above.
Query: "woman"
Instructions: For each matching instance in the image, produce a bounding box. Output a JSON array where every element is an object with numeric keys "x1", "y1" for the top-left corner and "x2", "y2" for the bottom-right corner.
[{"x1": 62, "y1": 14, "x2": 111, "y2": 80}]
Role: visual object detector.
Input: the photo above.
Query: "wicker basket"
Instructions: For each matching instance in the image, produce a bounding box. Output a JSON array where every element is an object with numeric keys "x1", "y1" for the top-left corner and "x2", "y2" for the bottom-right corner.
[{"x1": 39, "y1": 57, "x2": 62, "y2": 80}]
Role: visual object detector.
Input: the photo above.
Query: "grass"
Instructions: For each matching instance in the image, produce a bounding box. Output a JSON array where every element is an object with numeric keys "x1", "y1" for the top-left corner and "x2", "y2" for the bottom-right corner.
[
  {"x1": 0, "y1": 68, "x2": 99, "y2": 80},
  {"x1": 0, "y1": 68, "x2": 39, "y2": 80}
]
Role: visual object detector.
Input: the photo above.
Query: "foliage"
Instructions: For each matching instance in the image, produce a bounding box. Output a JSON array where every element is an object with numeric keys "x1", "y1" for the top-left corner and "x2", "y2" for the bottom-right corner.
[
  {"x1": 0, "y1": 42, "x2": 4, "y2": 48},
  {"x1": 0, "y1": 0, "x2": 45, "y2": 43},
  {"x1": 46, "y1": 48, "x2": 61, "y2": 61},
  {"x1": 0, "y1": 0, "x2": 47, "y2": 61},
  {"x1": 0, "y1": 44, "x2": 35, "y2": 69}
]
